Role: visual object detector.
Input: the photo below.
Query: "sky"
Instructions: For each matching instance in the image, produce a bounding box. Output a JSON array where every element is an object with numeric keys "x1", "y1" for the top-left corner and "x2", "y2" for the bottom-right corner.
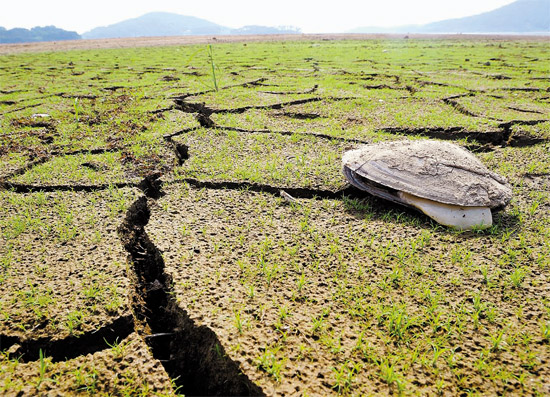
[{"x1": 2, "y1": 0, "x2": 518, "y2": 34}]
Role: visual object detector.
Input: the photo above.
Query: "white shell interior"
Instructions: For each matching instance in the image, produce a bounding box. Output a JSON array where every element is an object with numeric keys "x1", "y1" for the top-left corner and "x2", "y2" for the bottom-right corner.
[{"x1": 398, "y1": 191, "x2": 492, "y2": 230}]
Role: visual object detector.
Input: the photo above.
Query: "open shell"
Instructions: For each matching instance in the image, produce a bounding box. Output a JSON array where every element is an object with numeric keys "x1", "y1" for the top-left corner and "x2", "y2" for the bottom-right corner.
[{"x1": 342, "y1": 140, "x2": 512, "y2": 229}]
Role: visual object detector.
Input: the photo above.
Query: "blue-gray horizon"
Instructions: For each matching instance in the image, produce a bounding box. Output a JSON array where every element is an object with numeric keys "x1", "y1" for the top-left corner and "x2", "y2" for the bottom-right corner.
[{"x1": 1, "y1": 0, "x2": 519, "y2": 34}]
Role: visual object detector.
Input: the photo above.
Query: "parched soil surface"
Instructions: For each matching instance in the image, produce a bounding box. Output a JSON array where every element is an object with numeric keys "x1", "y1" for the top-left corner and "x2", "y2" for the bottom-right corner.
[
  {"x1": 1, "y1": 38, "x2": 549, "y2": 395},
  {"x1": 0, "y1": 188, "x2": 139, "y2": 341},
  {"x1": 1, "y1": 33, "x2": 548, "y2": 55},
  {"x1": 1, "y1": 332, "x2": 174, "y2": 395},
  {"x1": 147, "y1": 182, "x2": 549, "y2": 396}
]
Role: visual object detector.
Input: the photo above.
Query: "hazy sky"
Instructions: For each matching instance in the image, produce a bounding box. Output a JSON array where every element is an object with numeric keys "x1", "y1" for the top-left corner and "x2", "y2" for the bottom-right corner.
[{"x1": 2, "y1": 0, "x2": 517, "y2": 33}]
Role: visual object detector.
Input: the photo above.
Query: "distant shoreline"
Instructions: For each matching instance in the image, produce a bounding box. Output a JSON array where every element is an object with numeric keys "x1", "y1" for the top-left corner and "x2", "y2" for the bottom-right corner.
[{"x1": 1, "y1": 33, "x2": 548, "y2": 55}]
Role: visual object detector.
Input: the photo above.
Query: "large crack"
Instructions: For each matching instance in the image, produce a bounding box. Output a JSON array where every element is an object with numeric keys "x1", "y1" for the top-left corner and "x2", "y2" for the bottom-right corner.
[
  {"x1": 1, "y1": 172, "x2": 171, "y2": 195},
  {"x1": 172, "y1": 78, "x2": 268, "y2": 101},
  {"x1": 506, "y1": 106, "x2": 543, "y2": 114},
  {"x1": 214, "y1": 96, "x2": 355, "y2": 114},
  {"x1": 0, "y1": 181, "x2": 139, "y2": 194},
  {"x1": 115, "y1": 162, "x2": 359, "y2": 394},
  {"x1": 498, "y1": 119, "x2": 548, "y2": 129},
  {"x1": 118, "y1": 192, "x2": 264, "y2": 396},
  {"x1": 0, "y1": 91, "x2": 97, "y2": 112},
  {"x1": 58, "y1": 147, "x2": 121, "y2": 157},
  {"x1": 103, "y1": 86, "x2": 125, "y2": 92},
  {"x1": 1, "y1": 315, "x2": 134, "y2": 363},
  {"x1": 0, "y1": 147, "x2": 126, "y2": 190},
  {"x1": 2, "y1": 66, "x2": 545, "y2": 395},
  {"x1": 163, "y1": 126, "x2": 201, "y2": 140},
  {"x1": 0, "y1": 102, "x2": 41, "y2": 115},
  {"x1": 0, "y1": 156, "x2": 51, "y2": 183},
  {"x1": 441, "y1": 94, "x2": 481, "y2": 118},
  {"x1": 173, "y1": 96, "x2": 355, "y2": 118},
  {"x1": 172, "y1": 177, "x2": 355, "y2": 199},
  {"x1": 276, "y1": 111, "x2": 321, "y2": 119},
  {"x1": 381, "y1": 124, "x2": 549, "y2": 149},
  {"x1": 362, "y1": 84, "x2": 400, "y2": 90},
  {"x1": 209, "y1": 125, "x2": 370, "y2": 145},
  {"x1": 172, "y1": 96, "x2": 356, "y2": 131},
  {"x1": 170, "y1": 97, "x2": 547, "y2": 152},
  {"x1": 502, "y1": 87, "x2": 550, "y2": 93},
  {"x1": 163, "y1": 136, "x2": 189, "y2": 166},
  {"x1": 257, "y1": 84, "x2": 319, "y2": 95},
  {"x1": 380, "y1": 126, "x2": 498, "y2": 145},
  {"x1": 498, "y1": 119, "x2": 549, "y2": 147},
  {"x1": 440, "y1": 93, "x2": 548, "y2": 125}
]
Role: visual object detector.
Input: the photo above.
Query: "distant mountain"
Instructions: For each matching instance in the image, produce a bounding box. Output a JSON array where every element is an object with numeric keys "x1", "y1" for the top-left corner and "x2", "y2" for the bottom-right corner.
[
  {"x1": 82, "y1": 12, "x2": 228, "y2": 39},
  {"x1": 0, "y1": 26, "x2": 80, "y2": 44},
  {"x1": 351, "y1": 0, "x2": 550, "y2": 33},
  {"x1": 82, "y1": 12, "x2": 300, "y2": 39}
]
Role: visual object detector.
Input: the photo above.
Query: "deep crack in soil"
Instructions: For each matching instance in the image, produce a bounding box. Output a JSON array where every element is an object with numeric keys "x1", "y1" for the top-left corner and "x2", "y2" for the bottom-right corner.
[
  {"x1": 441, "y1": 94, "x2": 482, "y2": 118},
  {"x1": 258, "y1": 84, "x2": 319, "y2": 95},
  {"x1": 381, "y1": 124, "x2": 549, "y2": 149},
  {"x1": 173, "y1": 177, "x2": 356, "y2": 199},
  {"x1": 506, "y1": 106, "x2": 543, "y2": 114},
  {"x1": 0, "y1": 103, "x2": 41, "y2": 115},
  {"x1": 212, "y1": 125, "x2": 370, "y2": 145},
  {"x1": 172, "y1": 78, "x2": 268, "y2": 100},
  {"x1": 173, "y1": 96, "x2": 355, "y2": 117},
  {"x1": 3, "y1": 48, "x2": 547, "y2": 394},
  {"x1": 117, "y1": 194, "x2": 264, "y2": 396},
  {"x1": 1, "y1": 156, "x2": 50, "y2": 182},
  {"x1": 0, "y1": 181, "x2": 139, "y2": 194},
  {"x1": 0, "y1": 316, "x2": 134, "y2": 363},
  {"x1": 169, "y1": 92, "x2": 547, "y2": 152},
  {"x1": 0, "y1": 147, "x2": 123, "y2": 184},
  {"x1": 112, "y1": 127, "x2": 360, "y2": 393}
]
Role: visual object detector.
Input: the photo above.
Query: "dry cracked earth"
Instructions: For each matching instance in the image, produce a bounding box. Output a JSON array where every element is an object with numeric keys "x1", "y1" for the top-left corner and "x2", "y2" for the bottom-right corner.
[{"x1": 0, "y1": 38, "x2": 549, "y2": 396}]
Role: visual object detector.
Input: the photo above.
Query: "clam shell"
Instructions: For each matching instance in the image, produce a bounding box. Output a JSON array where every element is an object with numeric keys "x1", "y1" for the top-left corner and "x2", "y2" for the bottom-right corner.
[{"x1": 342, "y1": 140, "x2": 512, "y2": 208}]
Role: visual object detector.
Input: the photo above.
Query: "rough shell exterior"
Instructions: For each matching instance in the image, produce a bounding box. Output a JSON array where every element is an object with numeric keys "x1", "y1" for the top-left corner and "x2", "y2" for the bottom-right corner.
[{"x1": 342, "y1": 140, "x2": 512, "y2": 208}]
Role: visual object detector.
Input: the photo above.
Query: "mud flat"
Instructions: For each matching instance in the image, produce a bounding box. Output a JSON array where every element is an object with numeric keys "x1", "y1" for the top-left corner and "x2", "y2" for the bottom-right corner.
[
  {"x1": 1, "y1": 38, "x2": 549, "y2": 395},
  {"x1": 144, "y1": 182, "x2": 549, "y2": 395},
  {"x1": 1, "y1": 33, "x2": 548, "y2": 55}
]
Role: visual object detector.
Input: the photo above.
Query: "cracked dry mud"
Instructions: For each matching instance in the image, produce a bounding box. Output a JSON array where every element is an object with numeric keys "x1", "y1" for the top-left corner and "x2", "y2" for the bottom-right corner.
[
  {"x1": 0, "y1": 188, "x2": 139, "y2": 342},
  {"x1": 145, "y1": 182, "x2": 549, "y2": 396},
  {"x1": 169, "y1": 128, "x2": 352, "y2": 191},
  {"x1": 1, "y1": 333, "x2": 174, "y2": 395},
  {"x1": 1, "y1": 38, "x2": 549, "y2": 395}
]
